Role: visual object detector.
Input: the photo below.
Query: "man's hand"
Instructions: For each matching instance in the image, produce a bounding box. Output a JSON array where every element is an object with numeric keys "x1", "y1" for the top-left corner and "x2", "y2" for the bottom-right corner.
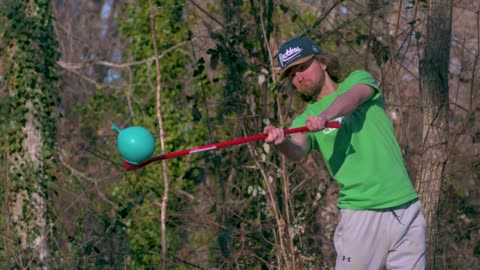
[
  {"x1": 305, "y1": 114, "x2": 329, "y2": 132},
  {"x1": 263, "y1": 125, "x2": 311, "y2": 161},
  {"x1": 264, "y1": 125, "x2": 286, "y2": 145}
]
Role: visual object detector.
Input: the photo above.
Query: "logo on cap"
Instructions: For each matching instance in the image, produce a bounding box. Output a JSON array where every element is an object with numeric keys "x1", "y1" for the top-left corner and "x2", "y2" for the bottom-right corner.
[{"x1": 279, "y1": 46, "x2": 303, "y2": 68}]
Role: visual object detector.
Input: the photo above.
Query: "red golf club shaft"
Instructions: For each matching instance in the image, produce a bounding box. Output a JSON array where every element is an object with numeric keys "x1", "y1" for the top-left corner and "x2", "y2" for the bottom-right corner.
[{"x1": 123, "y1": 121, "x2": 341, "y2": 171}]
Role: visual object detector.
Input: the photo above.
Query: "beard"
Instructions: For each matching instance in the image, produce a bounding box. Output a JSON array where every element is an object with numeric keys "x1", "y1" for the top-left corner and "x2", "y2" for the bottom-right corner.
[{"x1": 296, "y1": 75, "x2": 324, "y2": 102}]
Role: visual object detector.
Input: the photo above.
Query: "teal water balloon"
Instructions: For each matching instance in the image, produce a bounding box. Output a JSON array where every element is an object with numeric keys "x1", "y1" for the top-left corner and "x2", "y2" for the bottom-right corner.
[{"x1": 112, "y1": 124, "x2": 155, "y2": 164}]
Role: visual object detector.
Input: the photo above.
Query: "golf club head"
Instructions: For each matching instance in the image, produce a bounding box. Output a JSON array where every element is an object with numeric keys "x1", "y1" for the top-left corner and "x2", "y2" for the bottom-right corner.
[{"x1": 123, "y1": 160, "x2": 139, "y2": 171}]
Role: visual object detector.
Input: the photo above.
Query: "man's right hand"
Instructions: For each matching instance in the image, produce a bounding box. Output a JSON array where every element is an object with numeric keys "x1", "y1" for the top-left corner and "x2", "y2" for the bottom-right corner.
[
  {"x1": 263, "y1": 125, "x2": 310, "y2": 161},
  {"x1": 263, "y1": 125, "x2": 286, "y2": 145}
]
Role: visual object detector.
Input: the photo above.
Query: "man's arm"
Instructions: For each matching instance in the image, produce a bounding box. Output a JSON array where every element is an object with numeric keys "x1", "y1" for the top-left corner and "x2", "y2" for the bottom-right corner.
[
  {"x1": 264, "y1": 126, "x2": 310, "y2": 161},
  {"x1": 264, "y1": 84, "x2": 374, "y2": 160},
  {"x1": 306, "y1": 84, "x2": 374, "y2": 131}
]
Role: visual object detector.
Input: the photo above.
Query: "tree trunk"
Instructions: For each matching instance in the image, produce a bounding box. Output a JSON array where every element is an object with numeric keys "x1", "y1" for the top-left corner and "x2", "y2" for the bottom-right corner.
[
  {"x1": 8, "y1": 102, "x2": 50, "y2": 269},
  {"x1": 416, "y1": 0, "x2": 453, "y2": 268},
  {"x1": 1, "y1": 0, "x2": 59, "y2": 268}
]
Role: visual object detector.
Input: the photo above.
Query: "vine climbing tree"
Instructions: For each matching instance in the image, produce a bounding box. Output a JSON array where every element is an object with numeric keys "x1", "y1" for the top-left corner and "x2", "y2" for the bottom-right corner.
[{"x1": 0, "y1": 0, "x2": 60, "y2": 268}]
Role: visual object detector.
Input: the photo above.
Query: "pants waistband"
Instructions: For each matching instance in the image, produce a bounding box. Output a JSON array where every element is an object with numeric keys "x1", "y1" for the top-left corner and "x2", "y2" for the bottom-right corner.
[{"x1": 376, "y1": 198, "x2": 418, "y2": 212}]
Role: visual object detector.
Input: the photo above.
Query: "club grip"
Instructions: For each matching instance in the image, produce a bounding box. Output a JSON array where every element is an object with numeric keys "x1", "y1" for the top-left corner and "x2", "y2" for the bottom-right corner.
[{"x1": 283, "y1": 121, "x2": 342, "y2": 135}]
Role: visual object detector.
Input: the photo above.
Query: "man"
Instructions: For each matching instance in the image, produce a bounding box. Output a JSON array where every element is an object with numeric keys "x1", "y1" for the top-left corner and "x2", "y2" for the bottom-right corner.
[{"x1": 264, "y1": 37, "x2": 426, "y2": 269}]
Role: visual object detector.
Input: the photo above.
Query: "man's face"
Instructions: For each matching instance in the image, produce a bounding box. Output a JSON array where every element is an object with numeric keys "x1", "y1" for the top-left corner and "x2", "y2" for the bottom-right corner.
[{"x1": 287, "y1": 58, "x2": 326, "y2": 100}]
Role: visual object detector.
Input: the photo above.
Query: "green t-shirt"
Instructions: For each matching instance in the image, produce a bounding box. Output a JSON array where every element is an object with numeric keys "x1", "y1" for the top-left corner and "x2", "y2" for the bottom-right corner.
[{"x1": 291, "y1": 70, "x2": 418, "y2": 210}]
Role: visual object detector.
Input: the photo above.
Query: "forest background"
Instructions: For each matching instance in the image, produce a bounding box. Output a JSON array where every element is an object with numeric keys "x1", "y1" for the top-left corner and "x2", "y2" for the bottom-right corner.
[{"x1": 0, "y1": 0, "x2": 479, "y2": 269}]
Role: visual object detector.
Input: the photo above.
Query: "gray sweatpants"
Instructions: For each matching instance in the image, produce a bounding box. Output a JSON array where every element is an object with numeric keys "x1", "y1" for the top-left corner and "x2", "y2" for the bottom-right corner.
[{"x1": 334, "y1": 200, "x2": 426, "y2": 270}]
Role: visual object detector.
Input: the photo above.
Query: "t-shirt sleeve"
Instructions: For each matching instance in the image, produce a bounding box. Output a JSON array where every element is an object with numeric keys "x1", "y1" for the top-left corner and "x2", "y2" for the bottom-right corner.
[{"x1": 338, "y1": 70, "x2": 381, "y2": 101}]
